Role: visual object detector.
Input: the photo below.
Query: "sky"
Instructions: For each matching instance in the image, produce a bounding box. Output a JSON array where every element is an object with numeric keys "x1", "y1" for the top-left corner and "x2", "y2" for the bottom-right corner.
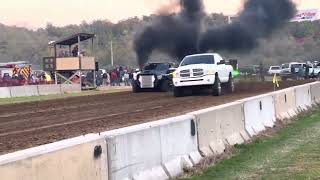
[{"x1": 0, "y1": 0, "x2": 319, "y2": 29}]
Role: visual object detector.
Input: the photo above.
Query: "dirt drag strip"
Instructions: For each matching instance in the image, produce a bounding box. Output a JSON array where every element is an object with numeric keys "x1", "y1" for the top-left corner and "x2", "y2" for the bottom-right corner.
[{"x1": 0, "y1": 81, "x2": 310, "y2": 155}]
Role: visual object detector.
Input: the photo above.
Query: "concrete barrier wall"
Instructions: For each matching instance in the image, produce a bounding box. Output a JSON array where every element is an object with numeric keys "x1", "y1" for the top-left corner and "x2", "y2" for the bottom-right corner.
[
  {"x1": 61, "y1": 84, "x2": 81, "y2": 93},
  {"x1": 103, "y1": 115, "x2": 201, "y2": 180},
  {"x1": 191, "y1": 102, "x2": 249, "y2": 157},
  {"x1": 0, "y1": 87, "x2": 11, "y2": 98},
  {"x1": 295, "y1": 84, "x2": 312, "y2": 110},
  {"x1": 310, "y1": 82, "x2": 320, "y2": 104},
  {"x1": 38, "y1": 84, "x2": 62, "y2": 96},
  {"x1": 1, "y1": 84, "x2": 82, "y2": 98},
  {"x1": 240, "y1": 94, "x2": 276, "y2": 137},
  {"x1": 273, "y1": 88, "x2": 297, "y2": 120},
  {"x1": 10, "y1": 85, "x2": 39, "y2": 97},
  {"x1": 0, "y1": 134, "x2": 107, "y2": 180},
  {"x1": 0, "y1": 82, "x2": 317, "y2": 180}
]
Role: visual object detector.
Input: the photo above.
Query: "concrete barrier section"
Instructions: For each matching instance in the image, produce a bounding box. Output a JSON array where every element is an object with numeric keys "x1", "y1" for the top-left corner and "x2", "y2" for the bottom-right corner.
[
  {"x1": 218, "y1": 102, "x2": 250, "y2": 145},
  {"x1": 295, "y1": 84, "x2": 312, "y2": 111},
  {"x1": 191, "y1": 102, "x2": 249, "y2": 157},
  {"x1": 310, "y1": 82, "x2": 320, "y2": 104},
  {"x1": 240, "y1": 94, "x2": 276, "y2": 137},
  {"x1": 0, "y1": 134, "x2": 107, "y2": 180},
  {"x1": 10, "y1": 85, "x2": 39, "y2": 97},
  {"x1": 38, "y1": 84, "x2": 61, "y2": 96},
  {"x1": 0, "y1": 87, "x2": 11, "y2": 98},
  {"x1": 191, "y1": 108, "x2": 225, "y2": 156},
  {"x1": 159, "y1": 117, "x2": 201, "y2": 178},
  {"x1": 273, "y1": 88, "x2": 297, "y2": 120},
  {"x1": 9, "y1": 86, "x2": 27, "y2": 97},
  {"x1": 104, "y1": 115, "x2": 201, "y2": 180},
  {"x1": 61, "y1": 84, "x2": 81, "y2": 93}
]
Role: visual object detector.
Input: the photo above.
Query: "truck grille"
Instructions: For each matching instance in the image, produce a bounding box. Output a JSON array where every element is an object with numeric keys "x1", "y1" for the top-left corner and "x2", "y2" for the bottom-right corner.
[
  {"x1": 180, "y1": 69, "x2": 190, "y2": 78},
  {"x1": 139, "y1": 75, "x2": 154, "y2": 88},
  {"x1": 192, "y1": 69, "x2": 204, "y2": 77}
]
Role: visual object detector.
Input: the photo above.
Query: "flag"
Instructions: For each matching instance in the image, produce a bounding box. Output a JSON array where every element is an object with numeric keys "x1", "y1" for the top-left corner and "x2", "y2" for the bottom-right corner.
[{"x1": 273, "y1": 74, "x2": 279, "y2": 88}]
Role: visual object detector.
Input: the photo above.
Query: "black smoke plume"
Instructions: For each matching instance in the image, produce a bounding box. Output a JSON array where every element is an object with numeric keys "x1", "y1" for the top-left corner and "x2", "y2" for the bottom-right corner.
[
  {"x1": 199, "y1": 0, "x2": 297, "y2": 53},
  {"x1": 134, "y1": 0, "x2": 204, "y2": 68},
  {"x1": 134, "y1": 0, "x2": 296, "y2": 67}
]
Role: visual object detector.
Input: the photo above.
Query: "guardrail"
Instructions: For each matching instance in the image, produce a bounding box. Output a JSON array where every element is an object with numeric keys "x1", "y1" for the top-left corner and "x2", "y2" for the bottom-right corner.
[{"x1": 0, "y1": 81, "x2": 319, "y2": 180}]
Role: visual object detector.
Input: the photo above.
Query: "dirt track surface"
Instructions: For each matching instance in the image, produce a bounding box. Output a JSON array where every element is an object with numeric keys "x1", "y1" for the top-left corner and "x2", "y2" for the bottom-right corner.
[{"x1": 0, "y1": 81, "x2": 311, "y2": 155}]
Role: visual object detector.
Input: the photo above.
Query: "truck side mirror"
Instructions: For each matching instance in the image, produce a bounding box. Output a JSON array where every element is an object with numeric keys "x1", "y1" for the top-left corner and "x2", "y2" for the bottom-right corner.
[{"x1": 218, "y1": 60, "x2": 226, "y2": 65}]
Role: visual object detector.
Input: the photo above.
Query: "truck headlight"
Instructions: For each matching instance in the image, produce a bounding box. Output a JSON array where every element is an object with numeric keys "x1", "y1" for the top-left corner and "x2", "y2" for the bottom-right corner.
[
  {"x1": 173, "y1": 71, "x2": 180, "y2": 78},
  {"x1": 157, "y1": 75, "x2": 163, "y2": 79},
  {"x1": 205, "y1": 69, "x2": 215, "y2": 75}
]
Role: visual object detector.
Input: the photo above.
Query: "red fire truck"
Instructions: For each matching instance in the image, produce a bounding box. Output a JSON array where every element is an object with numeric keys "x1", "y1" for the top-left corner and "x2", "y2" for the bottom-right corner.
[{"x1": 0, "y1": 61, "x2": 32, "y2": 86}]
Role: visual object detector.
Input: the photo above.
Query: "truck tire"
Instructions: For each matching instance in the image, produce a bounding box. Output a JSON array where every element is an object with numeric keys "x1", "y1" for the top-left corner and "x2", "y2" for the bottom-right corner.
[
  {"x1": 132, "y1": 81, "x2": 141, "y2": 93},
  {"x1": 225, "y1": 75, "x2": 235, "y2": 93},
  {"x1": 173, "y1": 87, "x2": 184, "y2": 97},
  {"x1": 212, "y1": 75, "x2": 222, "y2": 96}
]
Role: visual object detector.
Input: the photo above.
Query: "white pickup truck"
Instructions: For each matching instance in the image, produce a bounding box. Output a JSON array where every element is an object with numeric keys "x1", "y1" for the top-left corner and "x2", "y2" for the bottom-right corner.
[{"x1": 172, "y1": 53, "x2": 234, "y2": 97}]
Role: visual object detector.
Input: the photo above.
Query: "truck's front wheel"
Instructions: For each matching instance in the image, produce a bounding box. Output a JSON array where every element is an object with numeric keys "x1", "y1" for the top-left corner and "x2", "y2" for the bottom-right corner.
[
  {"x1": 212, "y1": 75, "x2": 222, "y2": 96},
  {"x1": 173, "y1": 87, "x2": 184, "y2": 97}
]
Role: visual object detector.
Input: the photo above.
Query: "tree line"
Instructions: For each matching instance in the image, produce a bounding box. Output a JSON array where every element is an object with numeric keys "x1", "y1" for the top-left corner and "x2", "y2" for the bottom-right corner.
[{"x1": 0, "y1": 13, "x2": 319, "y2": 69}]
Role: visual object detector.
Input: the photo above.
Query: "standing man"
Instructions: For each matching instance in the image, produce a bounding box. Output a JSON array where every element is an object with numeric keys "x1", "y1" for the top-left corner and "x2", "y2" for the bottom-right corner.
[{"x1": 72, "y1": 45, "x2": 79, "y2": 57}]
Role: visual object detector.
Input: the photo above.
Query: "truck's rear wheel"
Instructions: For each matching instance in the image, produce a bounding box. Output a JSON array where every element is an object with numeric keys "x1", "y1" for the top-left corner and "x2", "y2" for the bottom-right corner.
[
  {"x1": 212, "y1": 75, "x2": 222, "y2": 96},
  {"x1": 225, "y1": 75, "x2": 235, "y2": 94},
  {"x1": 173, "y1": 87, "x2": 184, "y2": 97}
]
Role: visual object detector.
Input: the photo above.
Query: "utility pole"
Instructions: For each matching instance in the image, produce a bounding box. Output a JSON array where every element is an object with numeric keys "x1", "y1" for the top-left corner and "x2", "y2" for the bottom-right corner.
[{"x1": 110, "y1": 40, "x2": 114, "y2": 67}]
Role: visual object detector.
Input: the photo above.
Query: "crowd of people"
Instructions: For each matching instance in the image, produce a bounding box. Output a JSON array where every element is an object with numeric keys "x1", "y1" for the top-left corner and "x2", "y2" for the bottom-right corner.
[
  {"x1": 96, "y1": 67, "x2": 137, "y2": 87},
  {"x1": 0, "y1": 66, "x2": 138, "y2": 88}
]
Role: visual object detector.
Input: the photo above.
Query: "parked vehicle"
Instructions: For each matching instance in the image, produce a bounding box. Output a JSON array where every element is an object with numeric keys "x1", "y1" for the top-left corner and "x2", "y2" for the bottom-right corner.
[
  {"x1": 280, "y1": 62, "x2": 305, "y2": 80},
  {"x1": 309, "y1": 62, "x2": 320, "y2": 78},
  {"x1": 132, "y1": 62, "x2": 176, "y2": 92},
  {"x1": 268, "y1": 66, "x2": 281, "y2": 75},
  {"x1": 172, "y1": 53, "x2": 234, "y2": 97}
]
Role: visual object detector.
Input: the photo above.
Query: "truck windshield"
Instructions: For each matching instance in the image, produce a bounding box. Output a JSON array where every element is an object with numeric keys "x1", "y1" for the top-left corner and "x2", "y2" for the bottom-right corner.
[{"x1": 180, "y1": 55, "x2": 214, "y2": 66}]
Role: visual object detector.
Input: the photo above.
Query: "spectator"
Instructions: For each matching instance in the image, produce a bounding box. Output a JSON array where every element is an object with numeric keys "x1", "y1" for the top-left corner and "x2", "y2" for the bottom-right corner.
[
  {"x1": 123, "y1": 71, "x2": 130, "y2": 86},
  {"x1": 31, "y1": 74, "x2": 38, "y2": 84},
  {"x1": 58, "y1": 50, "x2": 65, "y2": 57},
  {"x1": 72, "y1": 45, "x2": 79, "y2": 57},
  {"x1": 111, "y1": 71, "x2": 117, "y2": 86},
  {"x1": 44, "y1": 73, "x2": 52, "y2": 84},
  {"x1": 102, "y1": 72, "x2": 110, "y2": 86},
  {"x1": 305, "y1": 64, "x2": 310, "y2": 79},
  {"x1": 129, "y1": 71, "x2": 134, "y2": 85},
  {"x1": 116, "y1": 68, "x2": 121, "y2": 86},
  {"x1": 3, "y1": 73, "x2": 11, "y2": 86},
  {"x1": 96, "y1": 71, "x2": 103, "y2": 86}
]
